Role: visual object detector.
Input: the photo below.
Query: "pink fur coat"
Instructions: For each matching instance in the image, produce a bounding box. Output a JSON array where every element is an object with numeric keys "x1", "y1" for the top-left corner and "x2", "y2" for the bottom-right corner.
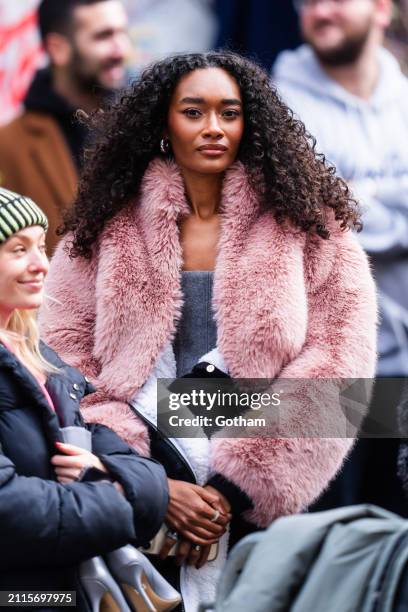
[{"x1": 40, "y1": 158, "x2": 377, "y2": 527}]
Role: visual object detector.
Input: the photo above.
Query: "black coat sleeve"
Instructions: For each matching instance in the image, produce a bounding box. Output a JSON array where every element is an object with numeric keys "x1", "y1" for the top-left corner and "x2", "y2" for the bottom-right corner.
[
  {"x1": 88, "y1": 423, "x2": 168, "y2": 546},
  {"x1": 0, "y1": 449, "x2": 136, "y2": 571},
  {"x1": 206, "y1": 472, "x2": 253, "y2": 515}
]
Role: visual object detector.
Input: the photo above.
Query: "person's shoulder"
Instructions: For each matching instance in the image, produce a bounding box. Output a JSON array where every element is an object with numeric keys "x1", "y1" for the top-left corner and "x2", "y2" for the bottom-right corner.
[
  {"x1": 39, "y1": 341, "x2": 65, "y2": 370},
  {"x1": 0, "y1": 109, "x2": 58, "y2": 139},
  {"x1": 397, "y1": 68, "x2": 408, "y2": 93},
  {"x1": 49, "y1": 234, "x2": 98, "y2": 278},
  {"x1": 0, "y1": 110, "x2": 25, "y2": 131},
  {"x1": 303, "y1": 215, "x2": 370, "y2": 290},
  {"x1": 272, "y1": 45, "x2": 331, "y2": 126},
  {"x1": 378, "y1": 47, "x2": 408, "y2": 97},
  {"x1": 0, "y1": 112, "x2": 27, "y2": 148},
  {"x1": 39, "y1": 341, "x2": 95, "y2": 395},
  {"x1": 273, "y1": 44, "x2": 314, "y2": 76},
  {"x1": 0, "y1": 110, "x2": 59, "y2": 161}
]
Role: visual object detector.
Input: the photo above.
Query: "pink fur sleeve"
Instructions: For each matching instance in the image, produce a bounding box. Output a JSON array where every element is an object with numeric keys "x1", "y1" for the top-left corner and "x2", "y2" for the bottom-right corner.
[
  {"x1": 39, "y1": 238, "x2": 150, "y2": 456},
  {"x1": 39, "y1": 238, "x2": 99, "y2": 374},
  {"x1": 210, "y1": 230, "x2": 378, "y2": 527}
]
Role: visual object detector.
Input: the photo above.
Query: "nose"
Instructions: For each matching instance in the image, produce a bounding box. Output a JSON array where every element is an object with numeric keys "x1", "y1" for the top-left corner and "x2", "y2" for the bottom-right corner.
[
  {"x1": 310, "y1": 1, "x2": 334, "y2": 18},
  {"x1": 28, "y1": 250, "x2": 49, "y2": 276},
  {"x1": 111, "y1": 32, "x2": 130, "y2": 60},
  {"x1": 202, "y1": 111, "x2": 224, "y2": 140}
]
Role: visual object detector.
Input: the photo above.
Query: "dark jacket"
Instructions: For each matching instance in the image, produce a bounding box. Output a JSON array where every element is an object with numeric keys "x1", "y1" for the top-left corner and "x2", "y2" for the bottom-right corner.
[
  {"x1": 215, "y1": 0, "x2": 300, "y2": 70},
  {"x1": 0, "y1": 341, "x2": 168, "y2": 610}
]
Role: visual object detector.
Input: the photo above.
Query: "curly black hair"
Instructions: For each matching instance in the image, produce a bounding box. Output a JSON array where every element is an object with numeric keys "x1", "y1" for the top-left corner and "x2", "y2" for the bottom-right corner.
[{"x1": 62, "y1": 51, "x2": 361, "y2": 259}]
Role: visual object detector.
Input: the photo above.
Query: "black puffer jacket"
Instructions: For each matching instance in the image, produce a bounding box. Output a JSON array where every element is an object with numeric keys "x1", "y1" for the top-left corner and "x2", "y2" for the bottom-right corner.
[{"x1": 0, "y1": 341, "x2": 168, "y2": 610}]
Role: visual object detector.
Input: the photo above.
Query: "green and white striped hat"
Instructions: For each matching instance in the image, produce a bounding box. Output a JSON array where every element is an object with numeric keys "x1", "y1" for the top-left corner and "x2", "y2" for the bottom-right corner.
[{"x1": 0, "y1": 187, "x2": 48, "y2": 243}]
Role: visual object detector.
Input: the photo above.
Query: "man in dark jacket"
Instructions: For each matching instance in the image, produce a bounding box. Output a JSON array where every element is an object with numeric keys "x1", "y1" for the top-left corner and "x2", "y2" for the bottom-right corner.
[{"x1": 0, "y1": 0, "x2": 130, "y2": 254}]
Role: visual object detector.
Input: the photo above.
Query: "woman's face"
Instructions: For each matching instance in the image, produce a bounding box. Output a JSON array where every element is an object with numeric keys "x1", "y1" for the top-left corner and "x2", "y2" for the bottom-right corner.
[
  {"x1": 166, "y1": 67, "x2": 244, "y2": 176},
  {"x1": 0, "y1": 226, "x2": 49, "y2": 326}
]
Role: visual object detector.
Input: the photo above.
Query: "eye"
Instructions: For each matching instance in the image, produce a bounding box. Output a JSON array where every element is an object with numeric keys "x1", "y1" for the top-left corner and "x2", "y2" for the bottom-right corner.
[
  {"x1": 12, "y1": 245, "x2": 25, "y2": 254},
  {"x1": 223, "y1": 109, "x2": 241, "y2": 119},
  {"x1": 183, "y1": 108, "x2": 202, "y2": 118}
]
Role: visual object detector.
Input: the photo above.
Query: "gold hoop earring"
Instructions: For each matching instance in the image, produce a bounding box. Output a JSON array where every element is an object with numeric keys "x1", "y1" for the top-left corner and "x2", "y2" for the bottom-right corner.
[{"x1": 160, "y1": 138, "x2": 171, "y2": 154}]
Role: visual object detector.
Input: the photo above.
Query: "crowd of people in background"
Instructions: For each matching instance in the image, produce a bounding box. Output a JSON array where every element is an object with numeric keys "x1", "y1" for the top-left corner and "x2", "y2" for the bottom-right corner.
[{"x1": 0, "y1": 1, "x2": 407, "y2": 611}]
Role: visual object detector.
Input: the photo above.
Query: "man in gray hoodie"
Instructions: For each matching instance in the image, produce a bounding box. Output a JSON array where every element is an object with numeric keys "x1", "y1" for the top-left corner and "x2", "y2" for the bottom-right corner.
[{"x1": 273, "y1": 0, "x2": 408, "y2": 513}]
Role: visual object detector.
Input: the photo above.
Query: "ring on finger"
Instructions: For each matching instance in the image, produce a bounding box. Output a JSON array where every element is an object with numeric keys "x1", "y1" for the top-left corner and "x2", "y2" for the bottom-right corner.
[
  {"x1": 166, "y1": 529, "x2": 180, "y2": 541},
  {"x1": 76, "y1": 466, "x2": 90, "y2": 481},
  {"x1": 210, "y1": 510, "x2": 220, "y2": 523},
  {"x1": 193, "y1": 544, "x2": 201, "y2": 551}
]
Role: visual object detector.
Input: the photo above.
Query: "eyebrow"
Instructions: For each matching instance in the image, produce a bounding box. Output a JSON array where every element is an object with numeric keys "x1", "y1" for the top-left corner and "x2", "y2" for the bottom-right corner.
[
  {"x1": 93, "y1": 27, "x2": 116, "y2": 39},
  {"x1": 179, "y1": 97, "x2": 242, "y2": 106},
  {"x1": 7, "y1": 235, "x2": 27, "y2": 243}
]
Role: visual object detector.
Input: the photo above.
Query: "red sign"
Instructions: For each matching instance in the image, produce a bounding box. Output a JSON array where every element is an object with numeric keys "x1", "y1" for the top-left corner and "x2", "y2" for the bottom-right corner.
[{"x1": 0, "y1": 5, "x2": 43, "y2": 124}]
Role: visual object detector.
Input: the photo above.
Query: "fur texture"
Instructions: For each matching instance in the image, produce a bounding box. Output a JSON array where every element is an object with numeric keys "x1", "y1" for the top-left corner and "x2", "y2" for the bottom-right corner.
[{"x1": 40, "y1": 158, "x2": 377, "y2": 527}]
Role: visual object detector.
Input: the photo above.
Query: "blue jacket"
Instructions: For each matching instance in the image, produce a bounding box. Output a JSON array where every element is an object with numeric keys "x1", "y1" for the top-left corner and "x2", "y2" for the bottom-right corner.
[{"x1": 0, "y1": 341, "x2": 168, "y2": 609}]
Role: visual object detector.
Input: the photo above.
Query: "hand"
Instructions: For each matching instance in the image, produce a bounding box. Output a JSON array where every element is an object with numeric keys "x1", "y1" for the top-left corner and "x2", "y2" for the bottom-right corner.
[
  {"x1": 183, "y1": 540, "x2": 214, "y2": 569},
  {"x1": 51, "y1": 442, "x2": 108, "y2": 484},
  {"x1": 204, "y1": 484, "x2": 231, "y2": 515},
  {"x1": 163, "y1": 538, "x2": 213, "y2": 569},
  {"x1": 163, "y1": 479, "x2": 231, "y2": 546},
  {"x1": 176, "y1": 486, "x2": 230, "y2": 568}
]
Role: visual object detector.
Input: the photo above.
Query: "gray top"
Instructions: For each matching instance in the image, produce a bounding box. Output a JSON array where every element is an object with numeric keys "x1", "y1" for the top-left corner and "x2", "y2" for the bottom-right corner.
[{"x1": 173, "y1": 271, "x2": 217, "y2": 377}]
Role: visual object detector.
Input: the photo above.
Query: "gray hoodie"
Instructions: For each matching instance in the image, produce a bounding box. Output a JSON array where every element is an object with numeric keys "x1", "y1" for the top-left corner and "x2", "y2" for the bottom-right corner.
[{"x1": 273, "y1": 45, "x2": 408, "y2": 376}]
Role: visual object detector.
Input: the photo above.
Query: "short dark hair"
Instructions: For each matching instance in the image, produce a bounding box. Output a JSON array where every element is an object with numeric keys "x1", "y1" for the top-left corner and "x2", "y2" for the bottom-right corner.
[{"x1": 38, "y1": 0, "x2": 110, "y2": 41}]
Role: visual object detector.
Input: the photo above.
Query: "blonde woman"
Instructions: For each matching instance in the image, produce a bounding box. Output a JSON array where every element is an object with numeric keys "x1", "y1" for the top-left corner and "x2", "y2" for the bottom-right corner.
[{"x1": 0, "y1": 187, "x2": 169, "y2": 611}]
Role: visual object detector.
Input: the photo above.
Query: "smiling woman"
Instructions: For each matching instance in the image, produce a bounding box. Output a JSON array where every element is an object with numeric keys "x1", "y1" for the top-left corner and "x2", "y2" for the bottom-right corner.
[
  {"x1": 0, "y1": 227, "x2": 48, "y2": 320},
  {"x1": 40, "y1": 51, "x2": 377, "y2": 611},
  {"x1": 0, "y1": 187, "x2": 169, "y2": 611},
  {"x1": 0, "y1": 188, "x2": 50, "y2": 380}
]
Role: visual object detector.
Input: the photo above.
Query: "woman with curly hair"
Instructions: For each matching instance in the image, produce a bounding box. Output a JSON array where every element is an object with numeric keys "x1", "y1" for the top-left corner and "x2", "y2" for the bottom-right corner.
[{"x1": 40, "y1": 51, "x2": 377, "y2": 610}]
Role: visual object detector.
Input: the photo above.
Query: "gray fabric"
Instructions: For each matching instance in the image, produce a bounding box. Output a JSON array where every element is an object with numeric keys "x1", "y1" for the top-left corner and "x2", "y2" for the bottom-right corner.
[
  {"x1": 173, "y1": 271, "x2": 217, "y2": 377},
  {"x1": 214, "y1": 505, "x2": 407, "y2": 612}
]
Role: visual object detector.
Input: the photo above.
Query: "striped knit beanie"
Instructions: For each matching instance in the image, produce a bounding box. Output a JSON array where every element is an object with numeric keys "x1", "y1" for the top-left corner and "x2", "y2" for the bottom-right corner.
[{"x1": 0, "y1": 187, "x2": 48, "y2": 243}]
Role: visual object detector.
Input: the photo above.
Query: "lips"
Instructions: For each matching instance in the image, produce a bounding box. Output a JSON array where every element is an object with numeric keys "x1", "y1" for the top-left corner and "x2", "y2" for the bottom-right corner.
[
  {"x1": 197, "y1": 144, "x2": 228, "y2": 157},
  {"x1": 19, "y1": 279, "x2": 44, "y2": 292},
  {"x1": 198, "y1": 144, "x2": 228, "y2": 152}
]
